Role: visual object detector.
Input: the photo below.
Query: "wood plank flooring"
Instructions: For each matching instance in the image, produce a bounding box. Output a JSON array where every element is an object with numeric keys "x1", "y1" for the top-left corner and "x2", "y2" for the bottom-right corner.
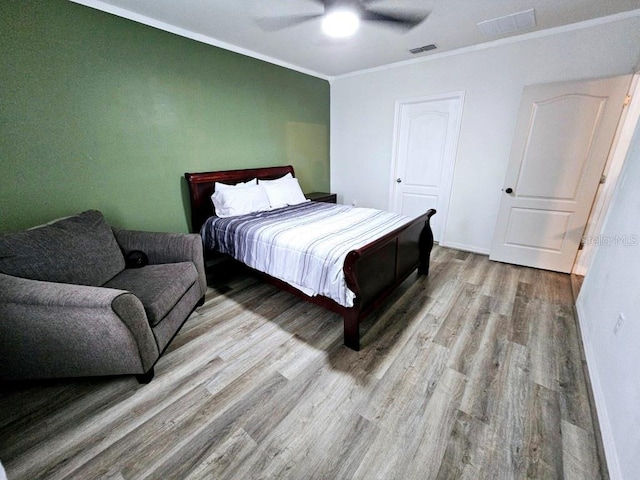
[{"x1": 0, "y1": 246, "x2": 604, "y2": 479}]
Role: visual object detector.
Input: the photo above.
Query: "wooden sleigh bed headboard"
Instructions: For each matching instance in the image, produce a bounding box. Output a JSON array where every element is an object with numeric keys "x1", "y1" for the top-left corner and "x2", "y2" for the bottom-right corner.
[{"x1": 184, "y1": 165, "x2": 295, "y2": 233}]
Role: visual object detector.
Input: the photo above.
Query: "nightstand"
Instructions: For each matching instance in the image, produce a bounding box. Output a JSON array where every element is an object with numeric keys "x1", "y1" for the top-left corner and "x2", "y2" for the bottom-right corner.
[{"x1": 305, "y1": 192, "x2": 337, "y2": 203}]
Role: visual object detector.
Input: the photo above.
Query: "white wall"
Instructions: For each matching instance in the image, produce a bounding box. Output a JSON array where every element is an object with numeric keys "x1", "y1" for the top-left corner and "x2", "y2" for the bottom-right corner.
[
  {"x1": 576, "y1": 117, "x2": 640, "y2": 480},
  {"x1": 331, "y1": 16, "x2": 640, "y2": 253}
]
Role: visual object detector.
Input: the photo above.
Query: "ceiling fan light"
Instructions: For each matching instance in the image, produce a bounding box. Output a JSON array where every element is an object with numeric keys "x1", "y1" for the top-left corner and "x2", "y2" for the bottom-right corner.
[{"x1": 322, "y1": 10, "x2": 360, "y2": 38}]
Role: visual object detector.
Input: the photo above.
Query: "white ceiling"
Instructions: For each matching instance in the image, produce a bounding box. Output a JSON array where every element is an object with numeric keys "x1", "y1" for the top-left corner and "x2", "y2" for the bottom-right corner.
[{"x1": 74, "y1": 0, "x2": 640, "y2": 78}]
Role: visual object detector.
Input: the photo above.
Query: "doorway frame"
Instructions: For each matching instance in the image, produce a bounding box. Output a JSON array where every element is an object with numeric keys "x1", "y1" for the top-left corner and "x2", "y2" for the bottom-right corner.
[
  {"x1": 573, "y1": 73, "x2": 640, "y2": 275},
  {"x1": 388, "y1": 91, "x2": 465, "y2": 244}
]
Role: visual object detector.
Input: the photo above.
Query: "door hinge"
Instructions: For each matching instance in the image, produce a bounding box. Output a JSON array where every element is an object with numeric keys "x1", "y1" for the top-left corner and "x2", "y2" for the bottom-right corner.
[
  {"x1": 600, "y1": 174, "x2": 606, "y2": 184},
  {"x1": 578, "y1": 240, "x2": 585, "y2": 251},
  {"x1": 624, "y1": 95, "x2": 632, "y2": 106}
]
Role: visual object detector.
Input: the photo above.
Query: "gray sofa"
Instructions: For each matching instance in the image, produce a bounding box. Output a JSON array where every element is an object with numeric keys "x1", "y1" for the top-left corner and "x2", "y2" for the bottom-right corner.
[{"x1": 0, "y1": 210, "x2": 206, "y2": 383}]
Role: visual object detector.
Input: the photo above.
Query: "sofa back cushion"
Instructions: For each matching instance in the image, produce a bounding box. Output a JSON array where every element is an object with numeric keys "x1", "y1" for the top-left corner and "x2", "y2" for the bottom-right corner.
[{"x1": 0, "y1": 210, "x2": 125, "y2": 286}]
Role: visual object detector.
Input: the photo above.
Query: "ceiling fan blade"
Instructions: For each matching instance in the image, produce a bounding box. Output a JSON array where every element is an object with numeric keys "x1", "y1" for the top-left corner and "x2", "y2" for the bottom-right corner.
[
  {"x1": 256, "y1": 13, "x2": 323, "y2": 32},
  {"x1": 361, "y1": 9, "x2": 429, "y2": 30}
]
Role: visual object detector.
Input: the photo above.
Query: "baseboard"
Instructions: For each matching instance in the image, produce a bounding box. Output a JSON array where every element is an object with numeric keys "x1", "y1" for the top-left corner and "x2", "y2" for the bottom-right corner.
[
  {"x1": 574, "y1": 299, "x2": 621, "y2": 480},
  {"x1": 439, "y1": 240, "x2": 491, "y2": 256}
]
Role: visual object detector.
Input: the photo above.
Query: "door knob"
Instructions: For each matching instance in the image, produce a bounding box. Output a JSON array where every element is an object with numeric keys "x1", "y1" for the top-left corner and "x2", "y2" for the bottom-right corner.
[
  {"x1": 396, "y1": 178, "x2": 402, "y2": 183},
  {"x1": 505, "y1": 187, "x2": 513, "y2": 194}
]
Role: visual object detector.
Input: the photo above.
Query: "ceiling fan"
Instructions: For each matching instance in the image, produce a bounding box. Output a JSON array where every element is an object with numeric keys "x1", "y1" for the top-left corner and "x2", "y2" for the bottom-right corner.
[{"x1": 258, "y1": 0, "x2": 430, "y2": 37}]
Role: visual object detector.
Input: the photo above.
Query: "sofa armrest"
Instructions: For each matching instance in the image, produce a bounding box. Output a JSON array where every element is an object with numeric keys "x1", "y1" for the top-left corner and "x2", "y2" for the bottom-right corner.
[
  {"x1": 113, "y1": 229, "x2": 206, "y2": 297},
  {"x1": 0, "y1": 273, "x2": 159, "y2": 380}
]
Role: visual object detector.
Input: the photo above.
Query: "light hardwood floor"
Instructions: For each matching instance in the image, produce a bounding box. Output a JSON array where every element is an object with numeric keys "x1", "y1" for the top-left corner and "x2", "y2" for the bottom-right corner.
[{"x1": 0, "y1": 246, "x2": 604, "y2": 479}]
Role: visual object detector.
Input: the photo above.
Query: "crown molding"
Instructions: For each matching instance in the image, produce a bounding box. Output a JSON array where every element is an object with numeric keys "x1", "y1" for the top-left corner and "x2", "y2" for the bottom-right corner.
[
  {"x1": 331, "y1": 8, "x2": 640, "y2": 81},
  {"x1": 69, "y1": 0, "x2": 331, "y2": 81},
  {"x1": 68, "y1": 1, "x2": 640, "y2": 83}
]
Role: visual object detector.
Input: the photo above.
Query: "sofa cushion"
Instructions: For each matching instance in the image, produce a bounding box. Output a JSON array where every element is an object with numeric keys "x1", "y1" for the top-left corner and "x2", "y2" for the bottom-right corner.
[
  {"x1": 103, "y1": 262, "x2": 198, "y2": 327},
  {"x1": 0, "y1": 210, "x2": 125, "y2": 286}
]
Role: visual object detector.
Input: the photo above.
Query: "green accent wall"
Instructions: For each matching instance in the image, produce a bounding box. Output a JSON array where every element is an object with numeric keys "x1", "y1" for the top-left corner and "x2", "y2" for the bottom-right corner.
[{"x1": 0, "y1": 1, "x2": 330, "y2": 233}]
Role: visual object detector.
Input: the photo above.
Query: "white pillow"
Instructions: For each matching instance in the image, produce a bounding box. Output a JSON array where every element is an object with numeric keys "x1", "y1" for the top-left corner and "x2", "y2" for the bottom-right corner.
[
  {"x1": 261, "y1": 177, "x2": 307, "y2": 209},
  {"x1": 214, "y1": 178, "x2": 257, "y2": 190},
  {"x1": 211, "y1": 184, "x2": 271, "y2": 218},
  {"x1": 258, "y1": 173, "x2": 293, "y2": 185}
]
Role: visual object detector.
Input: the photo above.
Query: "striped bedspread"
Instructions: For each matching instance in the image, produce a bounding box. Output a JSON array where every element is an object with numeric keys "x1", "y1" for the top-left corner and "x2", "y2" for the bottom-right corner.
[{"x1": 201, "y1": 202, "x2": 412, "y2": 307}]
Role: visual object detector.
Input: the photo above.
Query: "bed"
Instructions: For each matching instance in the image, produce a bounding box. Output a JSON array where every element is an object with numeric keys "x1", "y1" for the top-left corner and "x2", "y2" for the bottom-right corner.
[{"x1": 185, "y1": 165, "x2": 436, "y2": 351}]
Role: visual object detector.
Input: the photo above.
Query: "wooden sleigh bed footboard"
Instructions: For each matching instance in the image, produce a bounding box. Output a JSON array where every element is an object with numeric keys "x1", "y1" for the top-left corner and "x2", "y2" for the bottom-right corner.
[
  {"x1": 184, "y1": 165, "x2": 436, "y2": 351},
  {"x1": 341, "y1": 208, "x2": 435, "y2": 350}
]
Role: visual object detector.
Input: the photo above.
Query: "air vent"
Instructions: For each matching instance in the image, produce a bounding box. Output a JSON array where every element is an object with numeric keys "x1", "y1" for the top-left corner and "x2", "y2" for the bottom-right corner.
[
  {"x1": 409, "y1": 44, "x2": 437, "y2": 54},
  {"x1": 477, "y1": 8, "x2": 536, "y2": 37}
]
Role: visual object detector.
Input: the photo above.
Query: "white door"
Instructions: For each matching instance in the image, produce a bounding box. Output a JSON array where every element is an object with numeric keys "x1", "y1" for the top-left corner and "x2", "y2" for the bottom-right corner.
[
  {"x1": 390, "y1": 92, "x2": 464, "y2": 242},
  {"x1": 490, "y1": 75, "x2": 631, "y2": 273}
]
